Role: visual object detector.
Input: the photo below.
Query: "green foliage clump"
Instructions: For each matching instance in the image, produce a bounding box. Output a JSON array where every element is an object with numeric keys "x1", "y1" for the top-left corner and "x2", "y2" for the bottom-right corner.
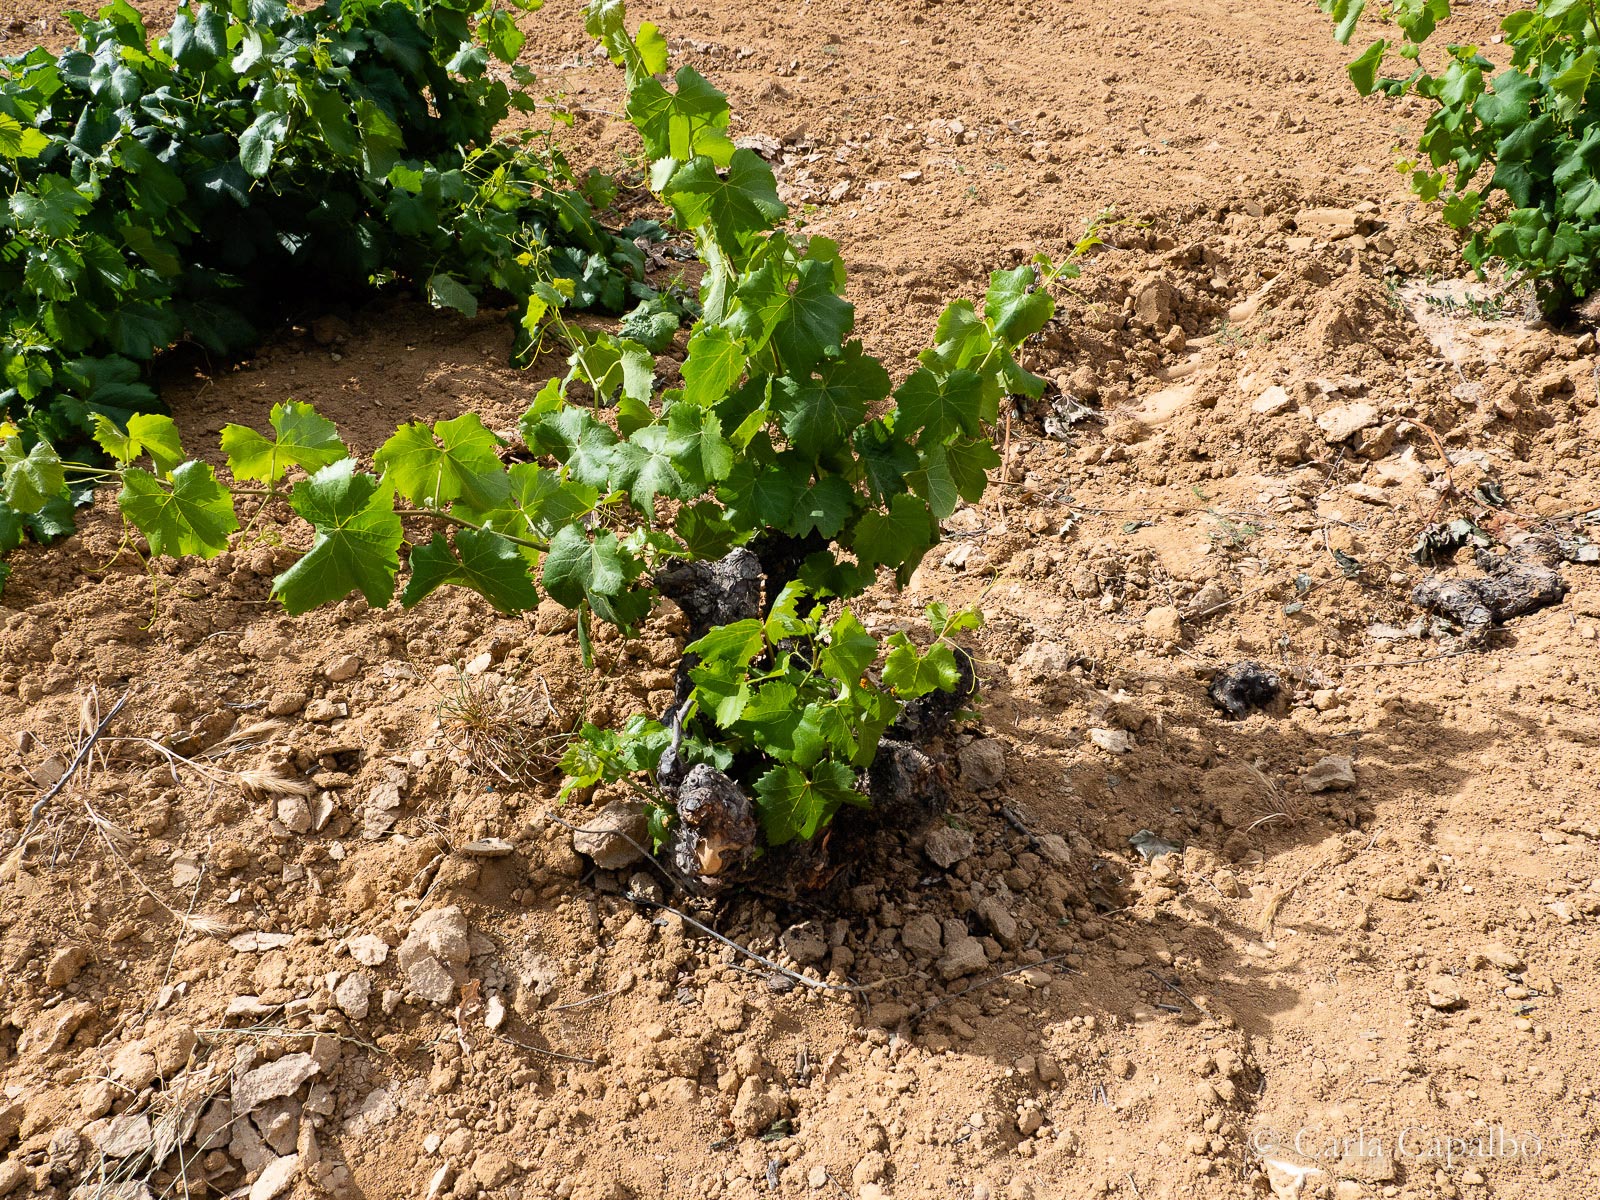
[
  {"x1": 1, "y1": 0, "x2": 1085, "y2": 862},
  {"x1": 0, "y1": 0, "x2": 643, "y2": 448},
  {"x1": 1323, "y1": 0, "x2": 1600, "y2": 310}
]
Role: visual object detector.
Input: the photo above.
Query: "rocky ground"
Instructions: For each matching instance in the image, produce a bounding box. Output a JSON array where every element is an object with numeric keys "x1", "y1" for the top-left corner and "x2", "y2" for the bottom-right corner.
[{"x1": 4, "y1": 2, "x2": 1600, "y2": 1200}]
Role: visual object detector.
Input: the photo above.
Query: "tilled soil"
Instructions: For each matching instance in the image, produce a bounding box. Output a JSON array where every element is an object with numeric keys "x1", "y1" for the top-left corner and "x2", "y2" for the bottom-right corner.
[{"x1": 4, "y1": 3, "x2": 1600, "y2": 1200}]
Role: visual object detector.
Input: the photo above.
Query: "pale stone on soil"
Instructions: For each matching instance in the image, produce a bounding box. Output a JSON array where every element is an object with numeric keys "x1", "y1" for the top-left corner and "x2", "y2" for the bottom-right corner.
[
  {"x1": 232, "y1": 1053, "x2": 320, "y2": 1116},
  {"x1": 976, "y1": 897, "x2": 1020, "y2": 948},
  {"x1": 45, "y1": 945, "x2": 88, "y2": 987},
  {"x1": 1090, "y1": 728, "x2": 1132, "y2": 754},
  {"x1": 1316, "y1": 403, "x2": 1379, "y2": 443},
  {"x1": 1294, "y1": 207, "x2": 1363, "y2": 239},
  {"x1": 1143, "y1": 605, "x2": 1183, "y2": 642},
  {"x1": 322, "y1": 654, "x2": 361, "y2": 682},
  {"x1": 277, "y1": 793, "x2": 312, "y2": 835},
  {"x1": 1252, "y1": 385, "x2": 1294, "y2": 416},
  {"x1": 345, "y1": 933, "x2": 390, "y2": 966},
  {"x1": 924, "y1": 826, "x2": 974, "y2": 868},
  {"x1": 900, "y1": 913, "x2": 944, "y2": 958},
  {"x1": 335, "y1": 972, "x2": 372, "y2": 1020},
  {"x1": 250, "y1": 1154, "x2": 300, "y2": 1200},
  {"x1": 1425, "y1": 975, "x2": 1465, "y2": 1009},
  {"x1": 95, "y1": 1112, "x2": 153, "y2": 1158},
  {"x1": 1302, "y1": 755, "x2": 1356, "y2": 793},
  {"x1": 938, "y1": 936, "x2": 989, "y2": 980},
  {"x1": 570, "y1": 800, "x2": 648, "y2": 869},
  {"x1": 958, "y1": 738, "x2": 1007, "y2": 790},
  {"x1": 730, "y1": 1077, "x2": 784, "y2": 1135}
]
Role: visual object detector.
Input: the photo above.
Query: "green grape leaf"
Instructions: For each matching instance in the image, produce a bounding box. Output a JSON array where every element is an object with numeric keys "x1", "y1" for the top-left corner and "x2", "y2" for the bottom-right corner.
[
  {"x1": 819, "y1": 609, "x2": 879, "y2": 685},
  {"x1": 881, "y1": 635, "x2": 962, "y2": 699},
  {"x1": 920, "y1": 298, "x2": 993, "y2": 374},
  {"x1": 0, "y1": 113, "x2": 51, "y2": 160},
  {"x1": 944, "y1": 435, "x2": 1001, "y2": 504},
  {"x1": 753, "y1": 760, "x2": 859, "y2": 846},
  {"x1": 894, "y1": 367, "x2": 984, "y2": 442},
  {"x1": 375, "y1": 413, "x2": 505, "y2": 507},
  {"x1": 427, "y1": 273, "x2": 480, "y2": 319},
  {"x1": 720, "y1": 453, "x2": 809, "y2": 530},
  {"x1": 665, "y1": 402, "x2": 735, "y2": 485},
  {"x1": 733, "y1": 255, "x2": 854, "y2": 373},
  {"x1": 908, "y1": 444, "x2": 960, "y2": 522},
  {"x1": 688, "y1": 617, "x2": 766, "y2": 669},
  {"x1": 1348, "y1": 38, "x2": 1388, "y2": 94},
  {"x1": 543, "y1": 524, "x2": 628, "y2": 608},
  {"x1": 525, "y1": 406, "x2": 620, "y2": 489},
  {"x1": 852, "y1": 420, "x2": 918, "y2": 501},
  {"x1": 1, "y1": 435, "x2": 66, "y2": 513},
  {"x1": 984, "y1": 264, "x2": 1055, "y2": 343},
  {"x1": 662, "y1": 150, "x2": 787, "y2": 254},
  {"x1": 850, "y1": 492, "x2": 935, "y2": 569},
  {"x1": 681, "y1": 326, "x2": 749, "y2": 407},
  {"x1": 778, "y1": 342, "x2": 891, "y2": 457},
  {"x1": 221, "y1": 401, "x2": 348, "y2": 483},
  {"x1": 626, "y1": 67, "x2": 734, "y2": 165},
  {"x1": 401, "y1": 529, "x2": 540, "y2": 613},
  {"x1": 93, "y1": 413, "x2": 186, "y2": 476},
  {"x1": 272, "y1": 461, "x2": 404, "y2": 614},
  {"x1": 239, "y1": 110, "x2": 290, "y2": 178},
  {"x1": 118, "y1": 462, "x2": 238, "y2": 559},
  {"x1": 786, "y1": 475, "x2": 855, "y2": 539},
  {"x1": 611, "y1": 423, "x2": 693, "y2": 508},
  {"x1": 9, "y1": 176, "x2": 91, "y2": 238},
  {"x1": 479, "y1": 9, "x2": 527, "y2": 62}
]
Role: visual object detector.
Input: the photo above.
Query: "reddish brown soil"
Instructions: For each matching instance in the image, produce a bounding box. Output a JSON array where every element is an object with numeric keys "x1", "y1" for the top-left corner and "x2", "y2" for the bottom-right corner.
[{"x1": 4, "y1": 3, "x2": 1600, "y2": 1200}]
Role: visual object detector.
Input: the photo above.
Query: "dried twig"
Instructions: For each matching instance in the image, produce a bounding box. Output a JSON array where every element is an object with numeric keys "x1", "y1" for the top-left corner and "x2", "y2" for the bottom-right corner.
[{"x1": 3, "y1": 689, "x2": 131, "y2": 878}]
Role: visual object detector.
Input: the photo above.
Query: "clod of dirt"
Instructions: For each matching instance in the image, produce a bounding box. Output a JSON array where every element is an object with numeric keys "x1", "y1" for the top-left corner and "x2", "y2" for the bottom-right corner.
[
  {"x1": 666, "y1": 764, "x2": 759, "y2": 893},
  {"x1": 887, "y1": 646, "x2": 977, "y2": 743},
  {"x1": 1411, "y1": 535, "x2": 1569, "y2": 637},
  {"x1": 1207, "y1": 661, "x2": 1282, "y2": 718},
  {"x1": 653, "y1": 548, "x2": 763, "y2": 639},
  {"x1": 864, "y1": 739, "x2": 949, "y2": 836},
  {"x1": 1302, "y1": 755, "x2": 1356, "y2": 793}
]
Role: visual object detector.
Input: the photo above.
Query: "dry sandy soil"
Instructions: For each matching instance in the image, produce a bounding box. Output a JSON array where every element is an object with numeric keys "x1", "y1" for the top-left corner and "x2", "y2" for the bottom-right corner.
[{"x1": 3, "y1": 2, "x2": 1600, "y2": 1200}]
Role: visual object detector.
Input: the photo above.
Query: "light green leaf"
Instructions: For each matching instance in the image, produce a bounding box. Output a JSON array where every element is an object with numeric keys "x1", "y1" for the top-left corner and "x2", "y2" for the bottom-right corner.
[
  {"x1": 753, "y1": 760, "x2": 859, "y2": 845},
  {"x1": 221, "y1": 400, "x2": 347, "y2": 483},
  {"x1": 881, "y1": 634, "x2": 962, "y2": 698},
  {"x1": 681, "y1": 326, "x2": 748, "y2": 407},
  {"x1": 0, "y1": 113, "x2": 51, "y2": 160},
  {"x1": 272, "y1": 461, "x2": 404, "y2": 613},
  {"x1": 1, "y1": 435, "x2": 65, "y2": 513},
  {"x1": 984, "y1": 264, "x2": 1055, "y2": 343},
  {"x1": 375, "y1": 413, "x2": 505, "y2": 507},
  {"x1": 662, "y1": 149, "x2": 788, "y2": 256},
  {"x1": 118, "y1": 462, "x2": 239, "y2": 559}
]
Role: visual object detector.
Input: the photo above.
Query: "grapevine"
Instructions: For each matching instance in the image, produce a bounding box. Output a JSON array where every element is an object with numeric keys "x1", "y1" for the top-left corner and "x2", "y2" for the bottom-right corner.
[
  {"x1": 1323, "y1": 0, "x2": 1600, "y2": 311},
  {"x1": 1, "y1": 0, "x2": 1084, "y2": 875}
]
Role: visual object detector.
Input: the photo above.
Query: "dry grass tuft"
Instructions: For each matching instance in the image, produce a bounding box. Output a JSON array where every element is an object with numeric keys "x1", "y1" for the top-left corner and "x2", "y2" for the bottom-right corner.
[{"x1": 437, "y1": 667, "x2": 568, "y2": 787}]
